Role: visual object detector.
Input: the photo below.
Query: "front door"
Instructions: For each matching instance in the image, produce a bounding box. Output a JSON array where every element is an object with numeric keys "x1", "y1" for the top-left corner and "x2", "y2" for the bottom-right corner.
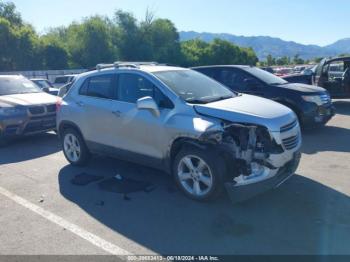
[
  {"x1": 215, "y1": 68, "x2": 266, "y2": 97},
  {"x1": 108, "y1": 72, "x2": 174, "y2": 165}
]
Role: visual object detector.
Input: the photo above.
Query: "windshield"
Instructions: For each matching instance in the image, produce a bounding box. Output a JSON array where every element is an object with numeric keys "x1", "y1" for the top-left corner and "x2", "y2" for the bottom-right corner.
[
  {"x1": 154, "y1": 70, "x2": 235, "y2": 104},
  {"x1": 244, "y1": 67, "x2": 288, "y2": 85},
  {"x1": 0, "y1": 77, "x2": 43, "y2": 95}
]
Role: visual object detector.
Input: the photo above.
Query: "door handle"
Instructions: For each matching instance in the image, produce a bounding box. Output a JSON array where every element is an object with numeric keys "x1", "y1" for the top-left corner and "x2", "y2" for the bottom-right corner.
[
  {"x1": 112, "y1": 110, "x2": 122, "y2": 117},
  {"x1": 76, "y1": 101, "x2": 84, "y2": 107}
]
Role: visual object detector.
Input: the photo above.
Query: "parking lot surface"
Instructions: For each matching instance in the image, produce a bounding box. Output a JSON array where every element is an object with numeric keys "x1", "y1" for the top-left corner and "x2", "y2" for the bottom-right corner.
[{"x1": 0, "y1": 100, "x2": 350, "y2": 255}]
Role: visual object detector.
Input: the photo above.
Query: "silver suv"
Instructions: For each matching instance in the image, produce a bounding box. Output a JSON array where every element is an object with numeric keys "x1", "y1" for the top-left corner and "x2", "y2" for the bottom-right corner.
[{"x1": 57, "y1": 62, "x2": 302, "y2": 202}]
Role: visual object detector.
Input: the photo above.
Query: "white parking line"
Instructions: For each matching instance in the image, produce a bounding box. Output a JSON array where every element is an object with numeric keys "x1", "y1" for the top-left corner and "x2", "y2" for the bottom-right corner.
[{"x1": 0, "y1": 186, "x2": 132, "y2": 256}]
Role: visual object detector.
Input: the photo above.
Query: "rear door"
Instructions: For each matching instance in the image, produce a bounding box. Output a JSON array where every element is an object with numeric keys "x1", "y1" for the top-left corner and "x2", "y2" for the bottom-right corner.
[{"x1": 75, "y1": 74, "x2": 117, "y2": 146}]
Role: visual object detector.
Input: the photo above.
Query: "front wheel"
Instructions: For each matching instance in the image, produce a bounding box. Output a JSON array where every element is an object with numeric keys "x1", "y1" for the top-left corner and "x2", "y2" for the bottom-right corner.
[
  {"x1": 61, "y1": 128, "x2": 90, "y2": 166},
  {"x1": 173, "y1": 146, "x2": 225, "y2": 202}
]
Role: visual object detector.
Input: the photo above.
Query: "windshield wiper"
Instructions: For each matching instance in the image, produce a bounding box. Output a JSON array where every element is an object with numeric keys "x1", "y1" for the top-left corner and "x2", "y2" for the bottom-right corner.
[
  {"x1": 270, "y1": 82, "x2": 288, "y2": 86},
  {"x1": 206, "y1": 95, "x2": 234, "y2": 103},
  {"x1": 185, "y1": 98, "x2": 209, "y2": 104}
]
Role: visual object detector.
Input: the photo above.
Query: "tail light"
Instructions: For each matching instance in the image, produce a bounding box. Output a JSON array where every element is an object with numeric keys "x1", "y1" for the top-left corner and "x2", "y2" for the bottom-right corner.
[{"x1": 56, "y1": 98, "x2": 62, "y2": 112}]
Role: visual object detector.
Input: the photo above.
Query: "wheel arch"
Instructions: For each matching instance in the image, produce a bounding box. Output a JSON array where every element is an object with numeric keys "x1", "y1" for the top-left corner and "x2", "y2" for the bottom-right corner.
[
  {"x1": 275, "y1": 99, "x2": 303, "y2": 122},
  {"x1": 58, "y1": 121, "x2": 85, "y2": 140}
]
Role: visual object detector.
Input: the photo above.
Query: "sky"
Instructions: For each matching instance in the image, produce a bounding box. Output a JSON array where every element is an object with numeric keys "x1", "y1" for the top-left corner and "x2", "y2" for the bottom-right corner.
[{"x1": 12, "y1": 0, "x2": 350, "y2": 46}]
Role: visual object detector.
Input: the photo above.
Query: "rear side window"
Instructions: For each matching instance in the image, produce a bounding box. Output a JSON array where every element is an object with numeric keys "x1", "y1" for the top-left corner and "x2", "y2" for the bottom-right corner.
[
  {"x1": 117, "y1": 73, "x2": 173, "y2": 109},
  {"x1": 79, "y1": 74, "x2": 114, "y2": 99}
]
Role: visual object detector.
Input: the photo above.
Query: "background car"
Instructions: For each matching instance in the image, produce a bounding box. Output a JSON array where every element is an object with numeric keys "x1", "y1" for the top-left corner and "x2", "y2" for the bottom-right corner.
[
  {"x1": 30, "y1": 78, "x2": 59, "y2": 96},
  {"x1": 53, "y1": 75, "x2": 77, "y2": 88},
  {"x1": 193, "y1": 65, "x2": 335, "y2": 128},
  {"x1": 314, "y1": 56, "x2": 350, "y2": 98},
  {"x1": 0, "y1": 75, "x2": 58, "y2": 146}
]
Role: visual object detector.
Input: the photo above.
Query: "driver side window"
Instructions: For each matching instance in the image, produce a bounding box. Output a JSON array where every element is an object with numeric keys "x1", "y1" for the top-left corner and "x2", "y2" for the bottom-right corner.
[
  {"x1": 217, "y1": 69, "x2": 257, "y2": 90},
  {"x1": 117, "y1": 74, "x2": 174, "y2": 109}
]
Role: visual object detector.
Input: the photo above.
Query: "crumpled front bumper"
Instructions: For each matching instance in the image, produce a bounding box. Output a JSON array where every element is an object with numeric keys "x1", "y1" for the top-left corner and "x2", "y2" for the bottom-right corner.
[{"x1": 225, "y1": 151, "x2": 301, "y2": 203}]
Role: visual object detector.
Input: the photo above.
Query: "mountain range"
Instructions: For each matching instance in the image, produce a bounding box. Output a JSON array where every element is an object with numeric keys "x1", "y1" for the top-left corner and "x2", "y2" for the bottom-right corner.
[{"x1": 179, "y1": 31, "x2": 350, "y2": 60}]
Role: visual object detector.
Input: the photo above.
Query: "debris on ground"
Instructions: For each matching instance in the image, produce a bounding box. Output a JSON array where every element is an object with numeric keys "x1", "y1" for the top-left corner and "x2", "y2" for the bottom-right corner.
[
  {"x1": 71, "y1": 173, "x2": 104, "y2": 186},
  {"x1": 98, "y1": 174, "x2": 154, "y2": 201},
  {"x1": 38, "y1": 195, "x2": 45, "y2": 203}
]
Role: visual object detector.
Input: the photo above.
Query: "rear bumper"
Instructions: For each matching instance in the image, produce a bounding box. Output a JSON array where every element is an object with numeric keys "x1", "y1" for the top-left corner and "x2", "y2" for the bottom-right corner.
[{"x1": 225, "y1": 151, "x2": 301, "y2": 203}]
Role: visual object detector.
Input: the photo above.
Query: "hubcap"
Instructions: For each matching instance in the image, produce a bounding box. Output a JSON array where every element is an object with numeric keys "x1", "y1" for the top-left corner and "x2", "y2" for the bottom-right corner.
[
  {"x1": 177, "y1": 155, "x2": 213, "y2": 197},
  {"x1": 63, "y1": 133, "x2": 81, "y2": 162}
]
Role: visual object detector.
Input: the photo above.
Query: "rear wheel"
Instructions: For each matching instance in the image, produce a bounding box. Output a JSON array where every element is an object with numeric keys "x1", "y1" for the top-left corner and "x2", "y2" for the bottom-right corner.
[
  {"x1": 173, "y1": 146, "x2": 225, "y2": 202},
  {"x1": 61, "y1": 128, "x2": 90, "y2": 166}
]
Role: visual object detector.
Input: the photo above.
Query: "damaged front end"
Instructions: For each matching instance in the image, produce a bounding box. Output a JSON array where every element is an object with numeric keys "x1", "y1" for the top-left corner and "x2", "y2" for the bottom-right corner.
[{"x1": 200, "y1": 121, "x2": 301, "y2": 203}]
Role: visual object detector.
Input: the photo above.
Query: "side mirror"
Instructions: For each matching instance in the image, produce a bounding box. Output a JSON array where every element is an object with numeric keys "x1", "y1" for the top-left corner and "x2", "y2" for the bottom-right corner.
[{"x1": 137, "y1": 97, "x2": 160, "y2": 118}]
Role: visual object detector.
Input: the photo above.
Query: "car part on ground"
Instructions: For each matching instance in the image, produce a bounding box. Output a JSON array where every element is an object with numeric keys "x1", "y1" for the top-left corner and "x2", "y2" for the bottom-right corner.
[
  {"x1": 192, "y1": 65, "x2": 335, "y2": 129},
  {"x1": 57, "y1": 62, "x2": 302, "y2": 202}
]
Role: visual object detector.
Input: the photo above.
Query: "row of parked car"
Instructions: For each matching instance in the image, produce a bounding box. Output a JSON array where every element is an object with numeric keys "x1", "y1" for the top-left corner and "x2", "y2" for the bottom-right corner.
[{"x1": 0, "y1": 62, "x2": 338, "y2": 202}]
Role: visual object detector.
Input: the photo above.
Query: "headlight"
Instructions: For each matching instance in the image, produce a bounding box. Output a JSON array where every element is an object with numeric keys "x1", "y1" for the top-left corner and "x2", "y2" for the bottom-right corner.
[
  {"x1": 302, "y1": 95, "x2": 323, "y2": 106},
  {"x1": 0, "y1": 107, "x2": 26, "y2": 116}
]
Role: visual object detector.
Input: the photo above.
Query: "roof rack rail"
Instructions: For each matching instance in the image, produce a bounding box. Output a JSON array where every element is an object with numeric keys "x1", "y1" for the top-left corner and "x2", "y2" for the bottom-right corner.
[{"x1": 95, "y1": 61, "x2": 159, "y2": 71}]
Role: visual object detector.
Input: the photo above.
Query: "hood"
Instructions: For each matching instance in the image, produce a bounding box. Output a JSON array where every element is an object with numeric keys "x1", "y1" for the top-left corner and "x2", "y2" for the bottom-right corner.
[
  {"x1": 194, "y1": 94, "x2": 296, "y2": 132},
  {"x1": 0, "y1": 92, "x2": 58, "y2": 107},
  {"x1": 277, "y1": 83, "x2": 326, "y2": 93}
]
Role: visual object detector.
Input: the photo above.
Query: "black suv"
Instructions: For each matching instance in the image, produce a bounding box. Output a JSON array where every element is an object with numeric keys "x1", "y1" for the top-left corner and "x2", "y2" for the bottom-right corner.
[{"x1": 193, "y1": 65, "x2": 335, "y2": 128}]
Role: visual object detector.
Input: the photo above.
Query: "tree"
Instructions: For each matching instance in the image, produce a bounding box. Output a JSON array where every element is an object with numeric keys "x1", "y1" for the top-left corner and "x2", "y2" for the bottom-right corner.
[
  {"x1": 266, "y1": 54, "x2": 276, "y2": 66},
  {"x1": 276, "y1": 56, "x2": 290, "y2": 66},
  {"x1": 0, "y1": 17, "x2": 16, "y2": 70},
  {"x1": 113, "y1": 10, "x2": 140, "y2": 60},
  {"x1": 148, "y1": 19, "x2": 181, "y2": 64},
  {"x1": 0, "y1": 1, "x2": 22, "y2": 26},
  {"x1": 293, "y1": 54, "x2": 304, "y2": 65},
  {"x1": 65, "y1": 16, "x2": 116, "y2": 68},
  {"x1": 41, "y1": 41, "x2": 68, "y2": 69},
  {"x1": 180, "y1": 39, "x2": 210, "y2": 67}
]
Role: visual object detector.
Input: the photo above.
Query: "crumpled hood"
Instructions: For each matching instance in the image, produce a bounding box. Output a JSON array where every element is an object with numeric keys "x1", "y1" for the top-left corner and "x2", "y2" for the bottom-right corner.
[
  {"x1": 194, "y1": 94, "x2": 296, "y2": 132},
  {"x1": 278, "y1": 83, "x2": 326, "y2": 93},
  {"x1": 0, "y1": 92, "x2": 57, "y2": 107}
]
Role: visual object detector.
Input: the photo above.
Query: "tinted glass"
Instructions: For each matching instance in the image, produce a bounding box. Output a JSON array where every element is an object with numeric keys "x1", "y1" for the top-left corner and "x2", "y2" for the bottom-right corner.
[
  {"x1": 216, "y1": 69, "x2": 253, "y2": 90},
  {"x1": 33, "y1": 80, "x2": 52, "y2": 89},
  {"x1": 244, "y1": 67, "x2": 288, "y2": 85},
  {"x1": 154, "y1": 70, "x2": 235, "y2": 104},
  {"x1": 0, "y1": 77, "x2": 42, "y2": 95},
  {"x1": 117, "y1": 74, "x2": 173, "y2": 108},
  {"x1": 54, "y1": 76, "x2": 69, "y2": 84},
  {"x1": 80, "y1": 75, "x2": 114, "y2": 99}
]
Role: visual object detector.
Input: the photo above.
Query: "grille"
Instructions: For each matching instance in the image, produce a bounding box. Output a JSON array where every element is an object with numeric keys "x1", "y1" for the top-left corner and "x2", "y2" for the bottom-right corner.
[
  {"x1": 46, "y1": 104, "x2": 56, "y2": 113},
  {"x1": 29, "y1": 106, "x2": 45, "y2": 115},
  {"x1": 280, "y1": 119, "x2": 298, "y2": 133},
  {"x1": 320, "y1": 94, "x2": 331, "y2": 104},
  {"x1": 282, "y1": 135, "x2": 299, "y2": 150}
]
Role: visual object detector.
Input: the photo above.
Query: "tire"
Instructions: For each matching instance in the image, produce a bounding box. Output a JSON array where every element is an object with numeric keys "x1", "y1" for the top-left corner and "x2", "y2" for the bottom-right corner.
[
  {"x1": 61, "y1": 128, "x2": 90, "y2": 166},
  {"x1": 173, "y1": 146, "x2": 226, "y2": 202}
]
